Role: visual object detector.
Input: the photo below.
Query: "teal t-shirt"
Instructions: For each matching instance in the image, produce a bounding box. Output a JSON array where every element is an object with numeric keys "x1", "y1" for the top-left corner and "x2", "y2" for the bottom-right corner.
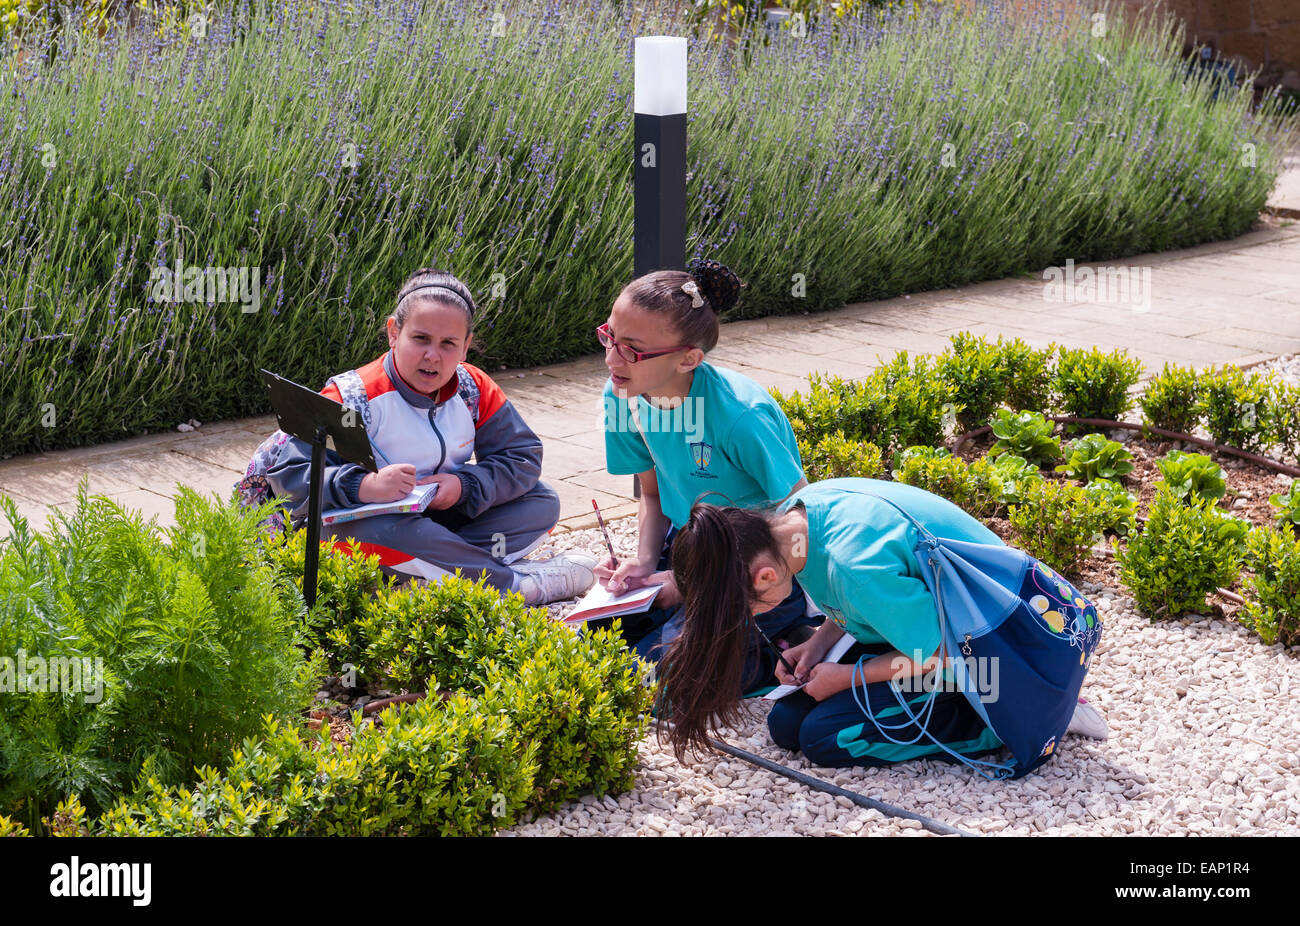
[
  {"x1": 603, "y1": 363, "x2": 804, "y2": 529},
  {"x1": 780, "y1": 478, "x2": 1004, "y2": 662}
]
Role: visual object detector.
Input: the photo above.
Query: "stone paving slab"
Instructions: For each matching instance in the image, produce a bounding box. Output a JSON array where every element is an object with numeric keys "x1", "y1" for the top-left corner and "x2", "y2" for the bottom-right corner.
[
  {"x1": 2, "y1": 213, "x2": 1298, "y2": 536},
  {"x1": 1268, "y1": 155, "x2": 1300, "y2": 213}
]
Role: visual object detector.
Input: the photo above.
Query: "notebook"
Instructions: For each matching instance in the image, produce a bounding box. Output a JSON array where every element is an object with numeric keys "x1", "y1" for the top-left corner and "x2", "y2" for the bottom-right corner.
[
  {"x1": 321, "y1": 483, "x2": 439, "y2": 527},
  {"x1": 563, "y1": 582, "x2": 664, "y2": 625},
  {"x1": 761, "y1": 632, "x2": 857, "y2": 700}
]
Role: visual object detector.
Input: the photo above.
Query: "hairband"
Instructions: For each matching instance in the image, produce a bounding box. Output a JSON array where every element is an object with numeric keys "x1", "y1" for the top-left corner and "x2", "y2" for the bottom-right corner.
[
  {"x1": 681, "y1": 279, "x2": 705, "y2": 309},
  {"x1": 397, "y1": 282, "x2": 473, "y2": 315}
]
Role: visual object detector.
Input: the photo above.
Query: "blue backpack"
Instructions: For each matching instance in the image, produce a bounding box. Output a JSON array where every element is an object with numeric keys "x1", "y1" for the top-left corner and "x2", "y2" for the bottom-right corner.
[{"x1": 845, "y1": 491, "x2": 1103, "y2": 780}]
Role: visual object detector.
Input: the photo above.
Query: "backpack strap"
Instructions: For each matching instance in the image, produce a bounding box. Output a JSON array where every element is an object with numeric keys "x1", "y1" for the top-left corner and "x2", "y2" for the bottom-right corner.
[
  {"x1": 325, "y1": 369, "x2": 373, "y2": 429},
  {"x1": 453, "y1": 365, "x2": 481, "y2": 425},
  {"x1": 834, "y1": 487, "x2": 1017, "y2": 780}
]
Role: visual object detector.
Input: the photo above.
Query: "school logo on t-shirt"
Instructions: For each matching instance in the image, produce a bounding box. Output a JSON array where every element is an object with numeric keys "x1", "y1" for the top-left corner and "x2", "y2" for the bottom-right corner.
[
  {"x1": 689, "y1": 440, "x2": 717, "y2": 479},
  {"x1": 824, "y1": 606, "x2": 846, "y2": 629}
]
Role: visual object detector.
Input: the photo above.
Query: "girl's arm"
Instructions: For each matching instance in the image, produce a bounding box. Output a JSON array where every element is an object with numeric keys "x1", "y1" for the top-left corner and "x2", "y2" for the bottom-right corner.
[
  {"x1": 598, "y1": 467, "x2": 675, "y2": 595},
  {"x1": 449, "y1": 368, "x2": 543, "y2": 518},
  {"x1": 266, "y1": 436, "x2": 370, "y2": 523},
  {"x1": 803, "y1": 645, "x2": 943, "y2": 701}
]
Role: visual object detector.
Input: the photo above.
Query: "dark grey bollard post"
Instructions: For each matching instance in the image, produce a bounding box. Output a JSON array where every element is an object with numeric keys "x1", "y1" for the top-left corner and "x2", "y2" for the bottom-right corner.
[{"x1": 631, "y1": 36, "x2": 687, "y2": 501}]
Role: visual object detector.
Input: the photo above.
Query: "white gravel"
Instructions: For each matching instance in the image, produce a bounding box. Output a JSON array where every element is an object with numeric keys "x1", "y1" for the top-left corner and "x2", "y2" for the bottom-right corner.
[{"x1": 503, "y1": 518, "x2": 1300, "y2": 836}]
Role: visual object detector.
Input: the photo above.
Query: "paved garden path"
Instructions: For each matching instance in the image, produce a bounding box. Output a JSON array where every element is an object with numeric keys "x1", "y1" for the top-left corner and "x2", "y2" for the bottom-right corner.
[{"x1": 2, "y1": 211, "x2": 1298, "y2": 537}]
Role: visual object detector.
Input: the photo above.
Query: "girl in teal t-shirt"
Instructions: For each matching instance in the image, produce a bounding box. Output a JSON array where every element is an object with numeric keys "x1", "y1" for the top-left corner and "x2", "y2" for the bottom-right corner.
[
  {"x1": 593, "y1": 258, "x2": 819, "y2": 691},
  {"x1": 659, "y1": 478, "x2": 1009, "y2": 765}
]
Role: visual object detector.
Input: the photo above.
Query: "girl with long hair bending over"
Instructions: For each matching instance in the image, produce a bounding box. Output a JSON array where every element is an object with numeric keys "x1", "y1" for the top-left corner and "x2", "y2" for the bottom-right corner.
[{"x1": 661, "y1": 477, "x2": 1010, "y2": 765}]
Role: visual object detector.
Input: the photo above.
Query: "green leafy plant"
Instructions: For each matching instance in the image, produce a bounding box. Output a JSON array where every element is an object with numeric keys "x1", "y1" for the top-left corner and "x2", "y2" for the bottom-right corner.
[
  {"x1": 774, "y1": 373, "x2": 892, "y2": 448},
  {"x1": 1267, "y1": 379, "x2": 1300, "y2": 464},
  {"x1": 96, "y1": 702, "x2": 537, "y2": 836},
  {"x1": 1007, "y1": 478, "x2": 1112, "y2": 577},
  {"x1": 1055, "y1": 432, "x2": 1134, "y2": 483},
  {"x1": 936, "y1": 332, "x2": 1006, "y2": 432},
  {"x1": 1268, "y1": 480, "x2": 1300, "y2": 533},
  {"x1": 1083, "y1": 478, "x2": 1138, "y2": 537},
  {"x1": 936, "y1": 333, "x2": 1060, "y2": 434},
  {"x1": 0, "y1": 487, "x2": 322, "y2": 832},
  {"x1": 775, "y1": 354, "x2": 954, "y2": 457},
  {"x1": 893, "y1": 447, "x2": 1001, "y2": 519},
  {"x1": 1140, "y1": 363, "x2": 1202, "y2": 435},
  {"x1": 1114, "y1": 485, "x2": 1250, "y2": 620},
  {"x1": 998, "y1": 338, "x2": 1057, "y2": 416},
  {"x1": 267, "y1": 549, "x2": 654, "y2": 817},
  {"x1": 92, "y1": 571, "x2": 653, "y2": 835},
  {"x1": 873, "y1": 352, "x2": 956, "y2": 453},
  {"x1": 1155, "y1": 450, "x2": 1227, "y2": 505},
  {"x1": 798, "y1": 432, "x2": 885, "y2": 482},
  {"x1": 1239, "y1": 527, "x2": 1300, "y2": 647},
  {"x1": 261, "y1": 531, "x2": 396, "y2": 674},
  {"x1": 989, "y1": 409, "x2": 1062, "y2": 468},
  {"x1": 1053, "y1": 346, "x2": 1144, "y2": 422},
  {"x1": 987, "y1": 453, "x2": 1043, "y2": 507},
  {"x1": 1198, "y1": 365, "x2": 1274, "y2": 453}
]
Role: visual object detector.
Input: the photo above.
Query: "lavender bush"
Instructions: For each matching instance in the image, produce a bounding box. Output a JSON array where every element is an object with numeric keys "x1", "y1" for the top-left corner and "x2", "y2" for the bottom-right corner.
[{"x1": 0, "y1": 0, "x2": 1293, "y2": 454}]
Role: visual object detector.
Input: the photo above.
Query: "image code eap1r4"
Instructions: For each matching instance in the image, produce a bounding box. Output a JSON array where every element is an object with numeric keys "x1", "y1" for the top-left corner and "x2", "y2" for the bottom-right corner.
[{"x1": 1200, "y1": 864, "x2": 1250, "y2": 875}]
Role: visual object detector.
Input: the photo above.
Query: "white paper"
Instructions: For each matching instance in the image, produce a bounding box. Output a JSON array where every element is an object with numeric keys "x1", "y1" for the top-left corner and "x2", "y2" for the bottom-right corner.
[
  {"x1": 565, "y1": 581, "x2": 664, "y2": 623},
  {"x1": 762, "y1": 632, "x2": 857, "y2": 701}
]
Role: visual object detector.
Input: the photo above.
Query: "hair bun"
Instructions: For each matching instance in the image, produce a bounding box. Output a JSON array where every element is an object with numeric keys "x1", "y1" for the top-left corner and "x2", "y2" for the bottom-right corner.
[{"x1": 687, "y1": 258, "x2": 743, "y2": 315}]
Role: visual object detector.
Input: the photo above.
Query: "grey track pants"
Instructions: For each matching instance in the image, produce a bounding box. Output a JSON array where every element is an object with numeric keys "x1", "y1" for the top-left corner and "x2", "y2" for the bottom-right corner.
[{"x1": 322, "y1": 480, "x2": 561, "y2": 590}]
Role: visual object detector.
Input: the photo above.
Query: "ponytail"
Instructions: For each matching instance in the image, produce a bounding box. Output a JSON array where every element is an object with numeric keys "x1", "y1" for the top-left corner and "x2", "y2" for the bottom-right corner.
[{"x1": 658, "y1": 502, "x2": 784, "y2": 761}]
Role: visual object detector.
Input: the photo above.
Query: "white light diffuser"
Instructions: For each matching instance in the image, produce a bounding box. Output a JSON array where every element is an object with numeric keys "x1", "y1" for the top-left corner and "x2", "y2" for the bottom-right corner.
[{"x1": 634, "y1": 36, "x2": 687, "y2": 116}]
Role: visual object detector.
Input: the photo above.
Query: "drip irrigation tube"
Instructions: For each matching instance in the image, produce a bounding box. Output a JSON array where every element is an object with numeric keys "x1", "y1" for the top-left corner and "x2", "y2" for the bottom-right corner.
[
  {"x1": 705, "y1": 735, "x2": 979, "y2": 837},
  {"x1": 952, "y1": 416, "x2": 1300, "y2": 478}
]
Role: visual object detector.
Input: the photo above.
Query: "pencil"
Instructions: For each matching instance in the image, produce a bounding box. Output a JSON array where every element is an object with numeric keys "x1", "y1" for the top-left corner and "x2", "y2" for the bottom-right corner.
[{"x1": 592, "y1": 499, "x2": 618, "y2": 569}]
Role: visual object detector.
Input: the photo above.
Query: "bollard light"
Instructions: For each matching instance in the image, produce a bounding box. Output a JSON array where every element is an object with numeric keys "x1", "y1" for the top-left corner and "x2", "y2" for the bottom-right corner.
[{"x1": 633, "y1": 36, "x2": 687, "y2": 278}]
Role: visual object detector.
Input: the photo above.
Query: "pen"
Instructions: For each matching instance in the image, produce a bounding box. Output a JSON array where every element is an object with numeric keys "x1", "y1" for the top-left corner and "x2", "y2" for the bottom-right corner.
[{"x1": 754, "y1": 622, "x2": 801, "y2": 681}]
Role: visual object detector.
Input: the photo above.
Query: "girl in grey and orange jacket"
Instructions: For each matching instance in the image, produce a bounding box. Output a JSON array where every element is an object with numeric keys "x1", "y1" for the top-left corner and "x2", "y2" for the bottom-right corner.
[{"x1": 260, "y1": 268, "x2": 596, "y2": 606}]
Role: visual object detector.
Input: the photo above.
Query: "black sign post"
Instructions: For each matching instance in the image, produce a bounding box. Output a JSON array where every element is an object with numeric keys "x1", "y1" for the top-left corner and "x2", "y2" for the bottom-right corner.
[{"x1": 261, "y1": 369, "x2": 377, "y2": 609}]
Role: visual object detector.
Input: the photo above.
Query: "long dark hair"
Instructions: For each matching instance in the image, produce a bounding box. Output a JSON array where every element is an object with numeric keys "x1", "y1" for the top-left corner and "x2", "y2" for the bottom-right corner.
[{"x1": 659, "y1": 502, "x2": 786, "y2": 761}]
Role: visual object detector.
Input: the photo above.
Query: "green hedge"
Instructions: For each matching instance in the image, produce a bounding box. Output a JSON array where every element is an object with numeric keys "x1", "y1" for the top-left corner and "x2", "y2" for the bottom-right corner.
[
  {"x1": 2, "y1": 0, "x2": 1295, "y2": 455},
  {"x1": 0, "y1": 494, "x2": 651, "y2": 835},
  {"x1": 82, "y1": 567, "x2": 652, "y2": 835}
]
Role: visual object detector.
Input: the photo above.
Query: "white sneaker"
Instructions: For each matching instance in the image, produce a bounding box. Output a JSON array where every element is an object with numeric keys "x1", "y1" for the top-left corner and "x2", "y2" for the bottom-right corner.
[
  {"x1": 514, "y1": 552, "x2": 598, "y2": 606},
  {"x1": 1066, "y1": 697, "x2": 1109, "y2": 740}
]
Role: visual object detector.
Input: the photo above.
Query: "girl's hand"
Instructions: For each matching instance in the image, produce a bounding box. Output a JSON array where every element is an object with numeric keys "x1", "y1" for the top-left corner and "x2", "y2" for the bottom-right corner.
[
  {"x1": 775, "y1": 633, "x2": 835, "y2": 685},
  {"x1": 420, "y1": 472, "x2": 463, "y2": 511},
  {"x1": 600, "y1": 557, "x2": 656, "y2": 594},
  {"x1": 803, "y1": 663, "x2": 853, "y2": 702},
  {"x1": 360, "y1": 464, "x2": 418, "y2": 503}
]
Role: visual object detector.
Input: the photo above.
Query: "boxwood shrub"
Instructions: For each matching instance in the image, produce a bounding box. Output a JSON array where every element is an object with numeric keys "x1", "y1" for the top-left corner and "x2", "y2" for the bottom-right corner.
[
  {"x1": 1115, "y1": 486, "x2": 1250, "y2": 620},
  {"x1": 1240, "y1": 527, "x2": 1300, "y2": 647}
]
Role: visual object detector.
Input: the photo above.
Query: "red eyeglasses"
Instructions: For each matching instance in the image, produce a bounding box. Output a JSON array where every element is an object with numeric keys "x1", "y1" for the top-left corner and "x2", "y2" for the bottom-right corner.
[{"x1": 596, "y1": 323, "x2": 696, "y2": 364}]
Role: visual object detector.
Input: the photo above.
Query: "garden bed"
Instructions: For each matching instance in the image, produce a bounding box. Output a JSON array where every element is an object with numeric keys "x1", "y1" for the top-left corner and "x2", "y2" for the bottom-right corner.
[{"x1": 505, "y1": 521, "x2": 1300, "y2": 836}]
